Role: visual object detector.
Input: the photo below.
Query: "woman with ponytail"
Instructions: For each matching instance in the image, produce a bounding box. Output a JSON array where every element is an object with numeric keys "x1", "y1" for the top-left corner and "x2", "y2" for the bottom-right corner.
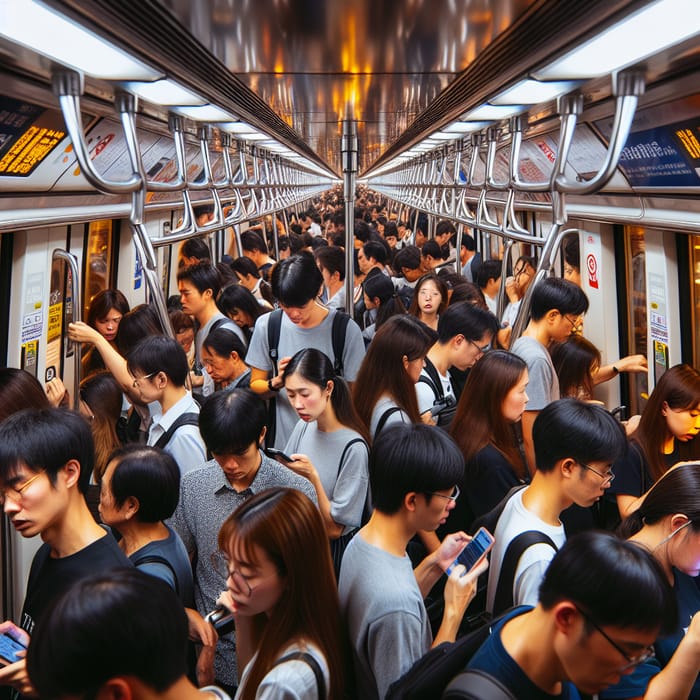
[
  {"x1": 605, "y1": 462, "x2": 700, "y2": 699},
  {"x1": 278, "y1": 349, "x2": 370, "y2": 573},
  {"x1": 361, "y1": 273, "x2": 407, "y2": 345}
]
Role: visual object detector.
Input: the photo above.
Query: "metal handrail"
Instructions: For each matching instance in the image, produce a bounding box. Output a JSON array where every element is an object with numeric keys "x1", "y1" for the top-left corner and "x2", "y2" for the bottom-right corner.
[
  {"x1": 52, "y1": 249, "x2": 82, "y2": 411},
  {"x1": 485, "y1": 127, "x2": 509, "y2": 191}
]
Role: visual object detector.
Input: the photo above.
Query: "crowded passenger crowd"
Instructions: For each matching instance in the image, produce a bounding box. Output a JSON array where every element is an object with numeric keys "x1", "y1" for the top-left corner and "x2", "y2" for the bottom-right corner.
[{"x1": 2, "y1": 187, "x2": 700, "y2": 699}]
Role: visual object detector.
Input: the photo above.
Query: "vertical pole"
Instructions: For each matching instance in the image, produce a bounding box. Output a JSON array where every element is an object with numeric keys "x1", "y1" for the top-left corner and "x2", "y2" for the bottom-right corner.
[{"x1": 342, "y1": 119, "x2": 358, "y2": 315}]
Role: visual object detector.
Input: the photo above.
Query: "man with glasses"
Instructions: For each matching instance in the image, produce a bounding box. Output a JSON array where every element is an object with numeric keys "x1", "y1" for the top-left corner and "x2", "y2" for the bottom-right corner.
[
  {"x1": 0, "y1": 408, "x2": 130, "y2": 696},
  {"x1": 416, "y1": 302, "x2": 498, "y2": 430},
  {"x1": 458, "y1": 531, "x2": 700, "y2": 699},
  {"x1": 170, "y1": 389, "x2": 316, "y2": 695},
  {"x1": 485, "y1": 399, "x2": 627, "y2": 617},
  {"x1": 338, "y1": 423, "x2": 486, "y2": 700},
  {"x1": 512, "y1": 277, "x2": 589, "y2": 471}
]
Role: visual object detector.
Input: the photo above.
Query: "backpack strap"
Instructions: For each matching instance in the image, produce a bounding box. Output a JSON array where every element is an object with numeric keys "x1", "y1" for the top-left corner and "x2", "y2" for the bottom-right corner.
[
  {"x1": 492, "y1": 531, "x2": 558, "y2": 616},
  {"x1": 131, "y1": 554, "x2": 180, "y2": 596},
  {"x1": 266, "y1": 308, "x2": 284, "y2": 375},
  {"x1": 443, "y1": 668, "x2": 518, "y2": 700},
  {"x1": 375, "y1": 406, "x2": 402, "y2": 436},
  {"x1": 273, "y1": 651, "x2": 326, "y2": 699},
  {"x1": 330, "y1": 310, "x2": 350, "y2": 376},
  {"x1": 336, "y1": 437, "x2": 368, "y2": 477},
  {"x1": 418, "y1": 356, "x2": 445, "y2": 401},
  {"x1": 153, "y1": 412, "x2": 200, "y2": 450}
]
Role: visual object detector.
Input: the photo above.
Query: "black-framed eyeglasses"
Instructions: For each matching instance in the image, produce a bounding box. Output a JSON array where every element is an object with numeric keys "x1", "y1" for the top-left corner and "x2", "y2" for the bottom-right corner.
[
  {"x1": 578, "y1": 461, "x2": 615, "y2": 484},
  {"x1": 210, "y1": 552, "x2": 253, "y2": 597},
  {"x1": 574, "y1": 605, "x2": 655, "y2": 670},
  {"x1": 426, "y1": 485, "x2": 460, "y2": 502},
  {"x1": 562, "y1": 313, "x2": 583, "y2": 331},
  {"x1": 467, "y1": 338, "x2": 491, "y2": 354}
]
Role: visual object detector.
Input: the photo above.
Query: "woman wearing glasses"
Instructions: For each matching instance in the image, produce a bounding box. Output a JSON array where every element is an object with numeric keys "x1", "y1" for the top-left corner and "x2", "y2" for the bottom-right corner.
[
  {"x1": 600, "y1": 461, "x2": 700, "y2": 699},
  {"x1": 610, "y1": 364, "x2": 700, "y2": 520},
  {"x1": 216, "y1": 487, "x2": 345, "y2": 700}
]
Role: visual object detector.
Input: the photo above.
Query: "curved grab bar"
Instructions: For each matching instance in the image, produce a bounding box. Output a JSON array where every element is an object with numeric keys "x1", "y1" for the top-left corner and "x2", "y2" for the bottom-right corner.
[
  {"x1": 485, "y1": 127, "x2": 509, "y2": 191},
  {"x1": 503, "y1": 189, "x2": 530, "y2": 236},
  {"x1": 467, "y1": 133, "x2": 484, "y2": 187},
  {"x1": 509, "y1": 115, "x2": 550, "y2": 191},
  {"x1": 554, "y1": 72, "x2": 644, "y2": 194},
  {"x1": 146, "y1": 114, "x2": 188, "y2": 192},
  {"x1": 199, "y1": 126, "x2": 228, "y2": 189},
  {"x1": 52, "y1": 249, "x2": 82, "y2": 411},
  {"x1": 52, "y1": 72, "x2": 141, "y2": 194}
]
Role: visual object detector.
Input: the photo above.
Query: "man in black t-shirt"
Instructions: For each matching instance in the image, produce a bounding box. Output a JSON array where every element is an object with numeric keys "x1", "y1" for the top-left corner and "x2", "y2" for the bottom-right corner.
[{"x1": 0, "y1": 408, "x2": 130, "y2": 696}]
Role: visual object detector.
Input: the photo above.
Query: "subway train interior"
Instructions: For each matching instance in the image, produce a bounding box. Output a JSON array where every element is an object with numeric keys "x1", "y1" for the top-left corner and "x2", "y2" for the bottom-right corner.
[{"x1": 1, "y1": 0, "x2": 700, "y2": 628}]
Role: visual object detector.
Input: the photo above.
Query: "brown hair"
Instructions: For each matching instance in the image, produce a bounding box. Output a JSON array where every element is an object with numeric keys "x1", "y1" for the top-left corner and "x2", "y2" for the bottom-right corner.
[
  {"x1": 353, "y1": 315, "x2": 437, "y2": 429},
  {"x1": 217, "y1": 488, "x2": 345, "y2": 700},
  {"x1": 0, "y1": 368, "x2": 50, "y2": 422},
  {"x1": 550, "y1": 335, "x2": 601, "y2": 400},
  {"x1": 408, "y1": 272, "x2": 448, "y2": 318},
  {"x1": 450, "y1": 350, "x2": 528, "y2": 479},
  {"x1": 633, "y1": 364, "x2": 700, "y2": 481}
]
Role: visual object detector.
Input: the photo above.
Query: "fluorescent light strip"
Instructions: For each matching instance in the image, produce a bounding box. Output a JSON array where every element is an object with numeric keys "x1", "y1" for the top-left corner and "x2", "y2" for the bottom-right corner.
[
  {"x1": 220, "y1": 122, "x2": 261, "y2": 135},
  {"x1": 490, "y1": 79, "x2": 581, "y2": 105},
  {"x1": 124, "y1": 80, "x2": 204, "y2": 106},
  {"x1": 463, "y1": 104, "x2": 528, "y2": 121},
  {"x1": 0, "y1": 0, "x2": 161, "y2": 80},
  {"x1": 535, "y1": 0, "x2": 700, "y2": 79},
  {"x1": 175, "y1": 105, "x2": 235, "y2": 122},
  {"x1": 443, "y1": 121, "x2": 492, "y2": 133}
]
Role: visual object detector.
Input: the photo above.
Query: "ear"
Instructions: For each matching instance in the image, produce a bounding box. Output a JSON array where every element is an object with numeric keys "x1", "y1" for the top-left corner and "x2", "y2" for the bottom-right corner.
[
  {"x1": 452, "y1": 334, "x2": 465, "y2": 349},
  {"x1": 559, "y1": 457, "x2": 577, "y2": 479},
  {"x1": 203, "y1": 288, "x2": 214, "y2": 301},
  {"x1": 62, "y1": 459, "x2": 82, "y2": 489},
  {"x1": 95, "y1": 677, "x2": 133, "y2": 700},
  {"x1": 670, "y1": 513, "x2": 690, "y2": 530},
  {"x1": 402, "y1": 354, "x2": 410, "y2": 370},
  {"x1": 661, "y1": 401, "x2": 669, "y2": 417},
  {"x1": 404, "y1": 491, "x2": 419, "y2": 513},
  {"x1": 123, "y1": 496, "x2": 140, "y2": 519},
  {"x1": 258, "y1": 425, "x2": 267, "y2": 446},
  {"x1": 326, "y1": 380, "x2": 334, "y2": 396},
  {"x1": 553, "y1": 601, "x2": 581, "y2": 637},
  {"x1": 545, "y1": 309, "x2": 561, "y2": 325}
]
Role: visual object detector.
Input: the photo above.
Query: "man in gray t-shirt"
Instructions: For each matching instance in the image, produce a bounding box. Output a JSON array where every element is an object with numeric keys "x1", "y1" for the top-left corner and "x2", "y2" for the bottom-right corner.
[{"x1": 338, "y1": 424, "x2": 486, "y2": 700}]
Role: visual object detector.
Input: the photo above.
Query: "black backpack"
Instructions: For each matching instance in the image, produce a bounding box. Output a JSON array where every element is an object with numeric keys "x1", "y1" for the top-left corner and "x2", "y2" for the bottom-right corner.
[
  {"x1": 417, "y1": 357, "x2": 457, "y2": 429},
  {"x1": 153, "y1": 412, "x2": 200, "y2": 451},
  {"x1": 442, "y1": 669, "x2": 517, "y2": 699},
  {"x1": 265, "y1": 308, "x2": 350, "y2": 445},
  {"x1": 385, "y1": 609, "x2": 518, "y2": 700}
]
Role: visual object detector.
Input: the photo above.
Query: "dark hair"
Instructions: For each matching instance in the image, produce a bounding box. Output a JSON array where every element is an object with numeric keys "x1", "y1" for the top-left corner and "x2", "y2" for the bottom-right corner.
[
  {"x1": 354, "y1": 220, "x2": 371, "y2": 243},
  {"x1": 539, "y1": 531, "x2": 677, "y2": 635},
  {"x1": 550, "y1": 335, "x2": 601, "y2": 399},
  {"x1": 529, "y1": 277, "x2": 589, "y2": 321},
  {"x1": 217, "y1": 284, "x2": 266, "y2": 329},
  {"x1": 619, "y1": 461, "x2": 700, "y2": 539},
  {"x1": 393, "y1": 245, "x2": 422, "y2": 274},
  {"x1": 218, "y1": 488, "x2": 345, "y2": 700},
  {"x1": 116, "y1": 304, "x2": 165, "y2": 356},
  {"x1": 448, "y1": 282, "x2": 489, "y2": 310},
  {"x1": 314, "y1": 246, "x2": 345, "y2": 281},
  {"x1": 199, "y1": 389, "x2": 267, "y2": 455},
  {"x1": 460, "y1": 232, "x2": 476, "y2": 252},
  {"x1": 278, "y1": 235, "x2": 290, "y2": 252},
  {"x1": 176, "y1": 262, "x2": 222, "y2": 298},
  {"x1": 86, "y1": 289, "x2": 130, "y2": 330},
  {"x1": 283, "y1": 349, "x2": 370, "y2": 444},
  {"x1": 288, "y1": 232, "x2": 305, "y2": 253},
  {"x1": 202, "y1": 327, "x2": 247, "y2": 361},
  {"x1": 631, "y1": 364, "x2": 700, "y2": 481},
  {"x1": 127, "y1": 336, "x2": 189, "y2": 387},
  {"x1": 533, "y1": 398, "x2": 627, "y2": 472},
  {"x1": 271, "y1": 251, "x2": 323, "y2": 307},
  {"x1": 26, "y1": 569, "x2": 189, "y2": 695},
  {"x1": 435, "y1": 220, "x2": 457, "y2": 238},
  {"x1": 80, "y1": 371, "x2": 122, "y2": 481},
  {"x1": 563, "y1": 234, "x2": 580, "y2": 269},
  {"x1": 169, "y1": 310, "x2": 194, "y2": 335},
  {"x1": 477, "y1": 259, "x2": 502, "y2": 289},
  {"x1": 180, "y1": 237, "x2": 210, "y2": 262},
  {"x1": 0, "y1": 367, "x2": 50, "y2": 422},
  {"x1": 193, "y1": 204, "x2": 214, "y2": 220},
  {"x1": 240, "y1": 230, "x2": 268, "y2": 255},
  {"x1": 354, "y1": 315, "x2": 437, "y2": 429},
  {"x1": 409, "y1": 273, "x2": 449, "y2": 318},
  {"x1": 370, "y1": 423, "x2": 464, "y2": 514},
  {"x1": 362, "y1": 240, "x2": 388, "y2": 266},
  {"x1": 383, "y1": 221, "x2": 398, "y2": 239},
  {"x1": 0, "y1": 408, "x2": 94, "y2": 495},
  {"x1": 450, "y1": 350, "x2": 528, "y2": 479},
  {"x1": 107, "y1": 445, "x2": 180, "y2": 522},
  {"x1": 436, "y1": 301, "x2": 498, "y2": 344},
  {"x1": 363, "y1": 274, "x2": 407, "y2": 329},
  {"x1": 231, "y1": 255, "x2": 261, "y2": 280},
  {"x1": 421, "y1": 239, "x2": 446, "y2": 261}
]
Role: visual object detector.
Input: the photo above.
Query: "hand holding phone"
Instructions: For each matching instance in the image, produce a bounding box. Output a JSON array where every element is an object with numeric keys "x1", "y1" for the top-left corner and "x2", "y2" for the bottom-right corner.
[
  {"x1": 0, "y1": 632, "x2": 26, "y2": 666},
  {"x1": 265, "y1": 448, "x2": 294, "y2": 463},
  {"x1": 445, "y1": 527, "x2": 495, "y2": 577}
]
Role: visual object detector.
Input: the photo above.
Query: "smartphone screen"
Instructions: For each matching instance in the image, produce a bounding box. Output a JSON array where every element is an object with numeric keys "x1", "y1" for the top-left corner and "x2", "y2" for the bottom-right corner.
[
  {"x1": 446, "y1": 527, "x2": 495, "y2": 576},
  {"x1": 266, "y1": 448, "x2": 293, "y2": 463},
  {"x1": 0, "y1": 633, "x2": 26, "y2": 665}
]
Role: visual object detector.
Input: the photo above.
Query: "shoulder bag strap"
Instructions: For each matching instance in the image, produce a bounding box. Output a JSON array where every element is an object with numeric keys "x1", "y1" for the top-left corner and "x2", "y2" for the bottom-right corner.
[
  {"x1": 274, "y1": 651, "x2": 326, "y2": 699},
  {"x1": 131, "y1": 554, "x2": 180, "y2": 596},
  {"x1": 153, "y1": 412, "x2": 200, "y2": 450},
  {"x1": 375, "y1": 406, "x2": 402, "y2": 436},
  {"x1": 331, "y1": 311, "x2": 350, "y2": 376}
]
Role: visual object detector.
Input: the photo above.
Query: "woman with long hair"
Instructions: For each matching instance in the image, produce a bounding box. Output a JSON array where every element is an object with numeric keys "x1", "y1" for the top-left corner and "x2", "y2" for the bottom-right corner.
[
  {"x1": 550, "y1": 334, "x2": 601, "y2": 400},
  {"x1": 604, "y1": 462, "x2": 700, "y2": 699},
  {"x1": 231, "y1": 256, "x2": 275, "y2": 307},
  {"x1": 610, "y1": 364, "x2": 700, "y2": 518},
  {"x1": 408, "y1": 273, "x2": 448, "y2": 330},
  {"x1": 447, "y1": 351, "x2": 529, "y2": 531},
  {"x1": 353, "y1": 315, "x2": 437, "y2": 438},
  {"x1": 361, "y1": 273, "x2": 407, "y2": 345},
  {"x1": 280, "y1": 349, "x2": 370, "y2": 572},
  {"x1": 0, "y1": 367, "x2": 51, "y2": 422},
  {"x1": 218, "y1": 284, "x2": 270, "y2": 343},
  {"x1": 217, "y1": 487, "x2": 345, "y2": 699},
  {"x1": 82, "y1": 289, "x2": 130, "y2": 377}
]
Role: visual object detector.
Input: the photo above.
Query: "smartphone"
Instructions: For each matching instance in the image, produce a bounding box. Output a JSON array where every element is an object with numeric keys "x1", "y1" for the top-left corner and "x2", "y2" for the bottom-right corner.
[
  {"x1": 205, "y1": 605, "x2": 235, "y2": 635},
  {"x1": 265, "y1": 448, "x2": 294, "y2": 463},
  {"x1": 0, "y1": 632, "x2": 26, "y2": 665},
  {"x1": 445, "y1": 527, "x2": 495, "y2": 577}
]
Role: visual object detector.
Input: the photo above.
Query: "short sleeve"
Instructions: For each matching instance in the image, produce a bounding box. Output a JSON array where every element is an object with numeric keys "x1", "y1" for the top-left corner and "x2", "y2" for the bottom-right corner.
[
  {"x1": 609, "y1": 443, "x2": 646, "y2": 497},
  {"x1": 135, "y1": 561, "x2": 177, "y2": 591},
  {"x1": 521, "y1": 355, "x2": 555, "y2": 410},
  {"x1": 340, "y1": 318, "x2": 366, "y2": 381},
  {"x1": 513, "y1": 548, "x2": 557, "y2": 607},
  {"x1": 246, "y1": 313, "x2": 273, "y2": 373},
  {"x1": 330, "y1": 441, "x2": 370, "y2": 530},
  {"x1": 415, "y1": 379, "x2": 436, "y2": 415}
]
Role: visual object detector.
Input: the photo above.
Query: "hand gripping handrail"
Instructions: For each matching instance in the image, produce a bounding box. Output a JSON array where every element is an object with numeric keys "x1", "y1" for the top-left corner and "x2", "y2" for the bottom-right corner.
[
  {"x1": 554, "y1": 71, "x2": 645, "y2": 194},
  {"x1": 52, "y1": 72, "x2": 142, "y2": 196}
]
